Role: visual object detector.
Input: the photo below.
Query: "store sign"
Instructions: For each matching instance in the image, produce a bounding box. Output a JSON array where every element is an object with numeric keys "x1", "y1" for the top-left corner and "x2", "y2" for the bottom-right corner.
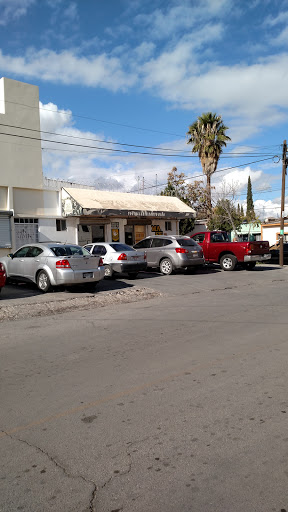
[
  {"x1": 111, "y1": 228, "x2": 119, "y2": 242},
  {"x1": 151, "y1": 225, "x2": 163, "y2": 235},
  {"x1": 83, "y1": 208, "x2": 195, "y2": 219},
  {"x1": 111, "y1": 222, "x2": 119, "y2": 228}
]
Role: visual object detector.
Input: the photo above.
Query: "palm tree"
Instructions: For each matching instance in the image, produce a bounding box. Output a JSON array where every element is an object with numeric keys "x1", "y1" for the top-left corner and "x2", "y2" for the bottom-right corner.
[{"x1": 187, "y1": 112, "x2": 231, "y2": 217}]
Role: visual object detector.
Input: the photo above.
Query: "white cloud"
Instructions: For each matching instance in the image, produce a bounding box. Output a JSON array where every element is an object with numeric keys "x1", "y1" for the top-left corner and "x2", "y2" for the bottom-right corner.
[
  {"x1": 0, "y1": 49, "x2": 136, "y2": 91},
  {"x1": 0, "y1": 0, "x2": 36, "y2": 25},
  {"x1": 134, "y1": 0, "x2": 230, "y2": 40},
  {"x1": 63, "y1": 2, "x2": 78, "y2": 22},
  {"x1": 271, "y1": 26, "x2": 288, "y2": 46},
  {"x1": 264, "y1": 9, "x2": 288, "y2": 26}
]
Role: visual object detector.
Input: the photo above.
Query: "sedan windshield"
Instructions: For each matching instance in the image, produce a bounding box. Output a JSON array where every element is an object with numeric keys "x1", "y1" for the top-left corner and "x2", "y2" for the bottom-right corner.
[{"x1": 50, "y1": 245, "x2": 91, "y2": 257}]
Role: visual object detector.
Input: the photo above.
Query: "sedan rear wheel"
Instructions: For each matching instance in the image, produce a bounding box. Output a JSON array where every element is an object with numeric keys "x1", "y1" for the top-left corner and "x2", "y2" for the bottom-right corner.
[
  {"x1": 37, "y1": 270, "x2": 51, "y2": 293},
  {"x1": 104, "y1": 264, "x2": 114, "y2": 278},
  {"x1": 159, "y1": 258, "x2": 173, "y2": 275}
]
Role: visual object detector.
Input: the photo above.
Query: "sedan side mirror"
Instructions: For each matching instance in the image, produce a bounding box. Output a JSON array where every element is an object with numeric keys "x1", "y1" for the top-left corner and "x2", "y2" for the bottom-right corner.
[{"x1": 8, "y1": 253, "x2": 14, "y2": 259}]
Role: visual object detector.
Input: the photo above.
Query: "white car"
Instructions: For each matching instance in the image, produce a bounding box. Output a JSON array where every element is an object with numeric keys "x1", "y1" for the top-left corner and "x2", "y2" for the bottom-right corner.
[{"x1": 84, "y1": 242, "x2": 147, "y2": 278}]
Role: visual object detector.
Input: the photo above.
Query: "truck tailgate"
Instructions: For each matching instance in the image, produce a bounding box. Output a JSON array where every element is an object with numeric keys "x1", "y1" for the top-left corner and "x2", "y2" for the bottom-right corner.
[{"x1": 248, "y1": 241, "x2": 269, "y2": 255}]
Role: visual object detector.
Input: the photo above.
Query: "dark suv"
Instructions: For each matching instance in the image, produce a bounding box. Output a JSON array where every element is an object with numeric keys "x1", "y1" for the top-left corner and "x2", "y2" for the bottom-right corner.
[{"x1": 133, "y1": 236, "x2": 204, "y2": 275}]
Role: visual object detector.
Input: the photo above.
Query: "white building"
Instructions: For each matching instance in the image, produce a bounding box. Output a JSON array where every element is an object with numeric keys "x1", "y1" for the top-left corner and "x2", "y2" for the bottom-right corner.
[{"x1": 0, "y1": 77, "x2": 195, "y2": 256}]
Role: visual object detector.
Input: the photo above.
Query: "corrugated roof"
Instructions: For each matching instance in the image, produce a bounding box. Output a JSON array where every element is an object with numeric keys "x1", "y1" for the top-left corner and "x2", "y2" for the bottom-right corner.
[{"x1": 63, "y1": 187, "x2": 196, "y2": 214}]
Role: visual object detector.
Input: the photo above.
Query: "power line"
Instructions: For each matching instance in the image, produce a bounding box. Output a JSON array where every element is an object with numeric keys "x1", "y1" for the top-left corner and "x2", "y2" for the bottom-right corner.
[
  {"x1": 0, "y1": 99, "x2": 185, "y2": 138},
  {"x1": 0, "y1": 130, "x2": 205, "y2": 157},
  {"x1": 2, "y1": 129, "x2": 279, "y2": 161},
  {"x1": 0, "y1": 122, "x2": 279, "y2": 157},
  {"x1": 0, "y1": 99, "x2": 282, "y2": 152},
  {"x1": 141, "y1": 157, "x2": 277, "y2": 192}
]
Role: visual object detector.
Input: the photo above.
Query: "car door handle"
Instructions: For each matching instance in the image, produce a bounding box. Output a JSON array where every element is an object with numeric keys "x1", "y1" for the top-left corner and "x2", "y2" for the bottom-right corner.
[{"x1": 35, "y1": 259, "x2": 40, "y2": 262}]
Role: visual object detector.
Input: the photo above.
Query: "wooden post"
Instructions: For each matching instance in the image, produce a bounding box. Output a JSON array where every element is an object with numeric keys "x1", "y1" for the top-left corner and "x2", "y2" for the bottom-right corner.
[{"x1": 280, "y1": 140, "x2": 287, "y2": 266}]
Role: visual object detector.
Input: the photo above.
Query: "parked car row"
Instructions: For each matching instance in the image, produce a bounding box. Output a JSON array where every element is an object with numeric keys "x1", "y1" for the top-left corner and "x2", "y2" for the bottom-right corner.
[{"x1": 0, "y1": 231, "x2": 280, "y2": 295}]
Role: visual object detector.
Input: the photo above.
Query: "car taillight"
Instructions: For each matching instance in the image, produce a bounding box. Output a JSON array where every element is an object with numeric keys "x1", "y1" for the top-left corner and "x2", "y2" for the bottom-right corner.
[
  {"x1": 118, "y1": 253, "x2": 127, "y2": 260},
  {"x1": 56, "y1": 259, "x2": 71, "y2": 269},
  {"x1": 144, "y1": 251, "x2": 147, "y2": 260},
  {"x1": 245, "y1": 245, "x2": 252, "y2": 254},
  {"x1": 99, "y1": 257, "x2": 104, "y2": 266},
  {"x1": 0, "y1": 263, "x2": 5, "y2": 275},
  {"x1": 175, "y1": 248, "x2": 189, "y2": 254},
  {"x1": 199, "y1": 249, "x2": 203, "y2": 257}
]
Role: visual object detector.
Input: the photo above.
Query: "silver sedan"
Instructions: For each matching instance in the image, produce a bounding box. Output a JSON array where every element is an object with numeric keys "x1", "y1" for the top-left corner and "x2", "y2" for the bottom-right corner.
[
  {"x1": 83, "y1": 242, "x2": 147, "y2": 278},
  {"x1": 0, "y1": 243, "x2": 105, "y2": 292}
]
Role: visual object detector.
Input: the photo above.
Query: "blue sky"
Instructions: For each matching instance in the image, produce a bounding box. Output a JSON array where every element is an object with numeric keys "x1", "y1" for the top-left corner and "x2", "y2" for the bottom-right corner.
[{"x1": 1, "y1": 0, "x2": 288, "y2": 218}]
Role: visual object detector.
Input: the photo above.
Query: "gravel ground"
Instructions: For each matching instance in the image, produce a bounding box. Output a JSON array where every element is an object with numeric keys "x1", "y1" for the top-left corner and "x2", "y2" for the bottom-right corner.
[{"x1": 0, "y1": 286, "x2": 162, "y2": 322}]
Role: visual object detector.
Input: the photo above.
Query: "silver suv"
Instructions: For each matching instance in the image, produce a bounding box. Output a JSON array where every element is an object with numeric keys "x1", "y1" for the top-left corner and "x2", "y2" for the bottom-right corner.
[{"x1": 133, "y1": 236, "x2": 204, "y2": 275}]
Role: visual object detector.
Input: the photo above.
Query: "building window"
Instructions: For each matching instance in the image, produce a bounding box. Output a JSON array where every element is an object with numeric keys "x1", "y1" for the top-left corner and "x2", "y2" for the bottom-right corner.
[
  {"x1": 165, "y1": 221, "x2": 172, "y2": 231},
  {"x1": 56, "y1": 219, "x2": 67, "y2": 231},
  {"x1": 0, "y1": 215, "x2": 12, "y2": 248},
  {"x1": 14, "y1": 218, "x2": 38, "y2": 223}
]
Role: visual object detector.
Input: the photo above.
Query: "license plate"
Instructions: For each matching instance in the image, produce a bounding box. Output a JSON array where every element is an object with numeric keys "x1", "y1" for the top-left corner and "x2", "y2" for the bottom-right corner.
[
  {"x1": 132, "y1": 255, "x2": 139, "y2": 260},
  {"x1": 83, "y1": 272, "x2": 93, "y2": 278}
]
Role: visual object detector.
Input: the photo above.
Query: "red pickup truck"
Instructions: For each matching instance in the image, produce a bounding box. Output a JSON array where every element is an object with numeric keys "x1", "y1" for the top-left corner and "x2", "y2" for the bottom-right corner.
[{"x1": 191, "y1": 231, "x2": 271, "y2": 270}]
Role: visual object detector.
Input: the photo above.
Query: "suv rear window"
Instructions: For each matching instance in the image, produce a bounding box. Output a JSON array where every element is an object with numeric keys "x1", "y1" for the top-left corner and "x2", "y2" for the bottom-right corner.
[{"x1": 176, "y1": 238, "x2": 198, "y2": 247}]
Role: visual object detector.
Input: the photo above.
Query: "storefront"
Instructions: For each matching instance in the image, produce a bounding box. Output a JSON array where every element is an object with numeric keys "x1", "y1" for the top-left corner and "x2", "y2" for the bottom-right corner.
[{"x1": 62, "y1": 187, "x2": 196, "y2": 246}]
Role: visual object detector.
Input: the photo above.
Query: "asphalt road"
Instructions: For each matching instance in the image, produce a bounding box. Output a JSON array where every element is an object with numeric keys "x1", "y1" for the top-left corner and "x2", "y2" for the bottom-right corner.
[{"x1": 1, "y1": 264, "x2": 288, "y2": 512}]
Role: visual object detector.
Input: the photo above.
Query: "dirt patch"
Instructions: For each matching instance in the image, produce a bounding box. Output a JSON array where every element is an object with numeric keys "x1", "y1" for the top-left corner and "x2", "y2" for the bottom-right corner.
[{"x1": 0, "y1": 287, "x2": 162, "y2": 322}]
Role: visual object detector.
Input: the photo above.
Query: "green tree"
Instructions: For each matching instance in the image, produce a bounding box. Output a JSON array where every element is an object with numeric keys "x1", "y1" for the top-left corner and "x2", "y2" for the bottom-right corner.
[
  {"x1": 161, "y1": 167, "x2": 194, "y2": 234},
  {"x1": 207, "y1": 199, "x2": 242, "y2": 233},
  {"x1": 186, "y1": 180, "x2": 208, "y2": 220},
  {"x1": 160, "y1": 167, "x2": 186, "y2": 198},
  {"x1": 187, "y1": 112, "x2": 231, "y2": 217},
  {"x1": 246, "y1": 176, "x2": 255, "y2": 220},
  {"x1": 245, "y1": 176, "x2": 260, "y2": 240}
]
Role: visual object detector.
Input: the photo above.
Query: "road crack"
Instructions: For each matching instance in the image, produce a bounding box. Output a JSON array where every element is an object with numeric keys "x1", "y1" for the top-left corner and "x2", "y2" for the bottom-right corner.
[{"x1": 1, "y1": 430, "x2": 98, "y2": 512}]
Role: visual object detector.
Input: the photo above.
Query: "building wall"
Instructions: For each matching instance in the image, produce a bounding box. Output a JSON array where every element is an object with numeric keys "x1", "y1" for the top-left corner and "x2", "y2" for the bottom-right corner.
[
  {"x1": 261, "y1": 223, "x2": 288, "y2": 246},
  {"x1": 146, "y1": 219, "x2": 178, "y2": 236},
  {"x1": 13, "y1": 188, "x2": 60, "y2": 217},
  {"x1": 0, "y1": 187, "x2": 8, "y2": 209},
  {"x1": 0, "y1": 77, "x2": 43, "y2": 190},
  {"x1": 38, "y1": 217, "x2": 78, "y2": 244}
]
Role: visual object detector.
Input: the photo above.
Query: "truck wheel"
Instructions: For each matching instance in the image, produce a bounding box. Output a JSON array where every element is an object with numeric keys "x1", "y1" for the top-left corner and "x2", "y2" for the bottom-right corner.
[
  {"x1": 159, "y1": 258, "x2": 173, "y2": 275},
  {"x1": 37, "y1": 270, "x2": 51, "y2": 292},
  {"x1": 220, "y1": 254, "x2": 237, "y2": 271}
]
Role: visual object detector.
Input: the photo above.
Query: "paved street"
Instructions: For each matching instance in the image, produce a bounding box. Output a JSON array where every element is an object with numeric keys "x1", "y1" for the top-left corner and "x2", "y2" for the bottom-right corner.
[{"x1": 1, "y1": 264, "x2": 288, "y2": 512}]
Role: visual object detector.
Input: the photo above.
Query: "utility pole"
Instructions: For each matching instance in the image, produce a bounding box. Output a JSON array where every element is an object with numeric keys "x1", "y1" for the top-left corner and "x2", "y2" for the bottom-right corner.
[
  {"x1": 142, "y1": 177, "x2": 145, "y2": 194},
  {"x1": 280, "y1": 140, "x2": 287, "y2": 266},
  {"x1": 156, "y1": 174, "x2": 158, "y2": 195}
]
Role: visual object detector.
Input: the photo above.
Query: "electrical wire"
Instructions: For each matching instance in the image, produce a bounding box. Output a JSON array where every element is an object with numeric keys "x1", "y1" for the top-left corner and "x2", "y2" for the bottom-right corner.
[
  {"x1": 141, "y1": 156, "x2": 277, "y2": 192},
  {"x1": 0, "y1": 98, "x2": 283, "y2": 151},
  {"x1": 0, "y1": 121, "x2": 279, "y2": 157}
]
